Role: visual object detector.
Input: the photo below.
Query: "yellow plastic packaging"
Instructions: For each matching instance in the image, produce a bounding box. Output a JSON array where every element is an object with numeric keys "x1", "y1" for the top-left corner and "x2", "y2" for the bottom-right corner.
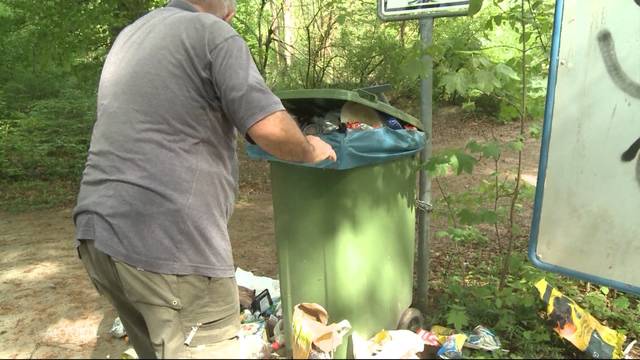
[
  {"x1": 535, "y1": 279, "x2": 626, "y2": 359},
  {"x1": 430, "y1": 325, "x2": 456, "y2": 345}
]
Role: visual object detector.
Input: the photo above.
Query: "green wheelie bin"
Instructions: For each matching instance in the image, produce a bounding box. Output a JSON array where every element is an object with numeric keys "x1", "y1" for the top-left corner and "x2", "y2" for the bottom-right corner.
[{"x1": 247, "y1": 88, "x2": 426, "y2": 358}]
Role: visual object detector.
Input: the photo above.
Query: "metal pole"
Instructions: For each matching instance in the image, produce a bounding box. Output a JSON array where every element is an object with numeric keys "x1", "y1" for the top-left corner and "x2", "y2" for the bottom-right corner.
[{"x1": 416, "y1": 17, "x2": 433, "y2": 314}]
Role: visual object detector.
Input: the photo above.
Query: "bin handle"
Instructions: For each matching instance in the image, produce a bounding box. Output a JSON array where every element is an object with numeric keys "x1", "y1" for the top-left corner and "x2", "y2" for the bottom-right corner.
[
  {"x1": 356, "y1": 89, "x2": 378, "y2": 103},
  {"x1": 356, "y1": 85, "x2": 393, "y2": 104}
]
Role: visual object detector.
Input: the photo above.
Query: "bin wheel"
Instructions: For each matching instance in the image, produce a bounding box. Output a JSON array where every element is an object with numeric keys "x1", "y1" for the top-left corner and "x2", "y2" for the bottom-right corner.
[{"x1": 397, "y1": 307, "x2": 424, "y2": 332}]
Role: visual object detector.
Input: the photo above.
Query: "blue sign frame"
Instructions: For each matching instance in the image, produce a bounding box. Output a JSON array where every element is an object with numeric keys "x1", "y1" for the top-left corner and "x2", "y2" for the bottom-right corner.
[{"x1": 528, "y1": 0, "x2": 640, "y2": 296}]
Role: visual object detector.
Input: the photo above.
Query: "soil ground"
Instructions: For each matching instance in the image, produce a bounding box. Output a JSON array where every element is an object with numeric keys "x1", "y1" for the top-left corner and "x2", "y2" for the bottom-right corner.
[{"x1": 0, "y1": 107, "x2": 541, "y2": 358}]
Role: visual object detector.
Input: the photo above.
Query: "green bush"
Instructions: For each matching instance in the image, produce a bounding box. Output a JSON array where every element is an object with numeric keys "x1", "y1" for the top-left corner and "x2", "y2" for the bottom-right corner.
[{"x1": 0, "y1": 89, "x2": 95, "y2": 181}]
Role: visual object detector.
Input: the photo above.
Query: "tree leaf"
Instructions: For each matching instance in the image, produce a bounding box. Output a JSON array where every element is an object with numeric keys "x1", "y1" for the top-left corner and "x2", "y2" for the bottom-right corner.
[
  {"x1": 441, "y1": 69, "x2": 471, "y2": 97},
  {"x1": 482, "y1": 142, "x2": 501, "y2": 160},
  {"x1": 498, "y1": 105, "x2": 520, "y2": 122},
  {"x1": 495, "y1": 297, "x2": 503, "y2": 309},
  {"x1": 475, "y1": 69, "x2": 497, "y2": 93},
  {"x1": 452, "y1": 151, "x2": 477, "y2": 175},
  {"x1": 446, "y1": 305, "x2": 469, "y2": 331},
  {"x1": 508, "y1": 139, "x2": 524, "y2": 152},
  {"x1": 496, "y1": 63, "x2": 520, "y2": 81},
  {"x1": 478, "y1": 209, "x2": 498, "y2": 224},
  {"x1": 613, "y1": 297, "x2": 630, "y2": 310},
  {"x1": 468, "y1": 0, "x2": 484, "y2": 16},
  {"x1": 466, "y1": 140, "x2": 482, "y2": 153},
  {"x1": 462, "y1": 101, "x2": 476, "y2": 111},
  {"x1": 529, "y1": 124, "x2": 542, "y2": 139},
  {"x1": 440, "y1": 73, "x2": 460, "y2": 96},
  {"x1": 458, "y1": 209, "x2": 477, "y2": 225}
]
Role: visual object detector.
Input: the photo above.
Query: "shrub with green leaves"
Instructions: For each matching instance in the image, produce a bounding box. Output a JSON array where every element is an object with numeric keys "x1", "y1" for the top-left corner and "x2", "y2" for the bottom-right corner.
[{"x1": 0, "y1": 89, "x2": 95, "y2": 181}]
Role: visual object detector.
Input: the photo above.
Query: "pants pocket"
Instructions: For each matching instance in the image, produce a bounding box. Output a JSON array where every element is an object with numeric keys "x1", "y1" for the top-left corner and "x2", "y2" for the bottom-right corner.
[
  {"x1": 183, "y1": 314, "x2": 240, "y2": 347},
  {"x1": 114, "y1": 261, "x2": 183, "y2": 310},
  {"x1": 179, "y1": 276, "x2": 240, "y2": 347}
]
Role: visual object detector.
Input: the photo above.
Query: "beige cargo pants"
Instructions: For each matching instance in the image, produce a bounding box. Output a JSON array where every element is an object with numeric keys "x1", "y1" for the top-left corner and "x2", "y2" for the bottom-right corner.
[{"x1": 78, "y1": 240, "x2": 241, "y2": 359}]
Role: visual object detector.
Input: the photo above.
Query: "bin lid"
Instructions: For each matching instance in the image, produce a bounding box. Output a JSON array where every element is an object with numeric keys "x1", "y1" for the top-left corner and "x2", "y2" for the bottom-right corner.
[{"x1": 275, "y1": 89, "x2": 422, "y2": 130}]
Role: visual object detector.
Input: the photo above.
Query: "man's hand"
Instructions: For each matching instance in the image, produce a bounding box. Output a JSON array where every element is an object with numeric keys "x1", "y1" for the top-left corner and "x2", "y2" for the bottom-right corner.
[
  {"x1": 247, "y1": 111, "x2": 337, "y2": 164},
  {"x1": 304, "y1": 135, "x2": 337, "y2": 163}
]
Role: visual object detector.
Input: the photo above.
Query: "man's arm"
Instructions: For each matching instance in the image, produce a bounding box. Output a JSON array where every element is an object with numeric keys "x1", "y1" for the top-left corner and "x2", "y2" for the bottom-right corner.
[{"x1": 247, "y1": 110, "x2": 337, "y2": 163}]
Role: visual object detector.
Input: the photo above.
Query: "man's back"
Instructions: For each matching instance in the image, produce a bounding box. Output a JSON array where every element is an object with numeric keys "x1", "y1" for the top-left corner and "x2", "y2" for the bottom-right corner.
[
  {"x1": 74, "y1": 2, "x2": 284, "y2": 277},
  {"x1": 72, "y1": 1, "x2": 337, "y2": 357}
]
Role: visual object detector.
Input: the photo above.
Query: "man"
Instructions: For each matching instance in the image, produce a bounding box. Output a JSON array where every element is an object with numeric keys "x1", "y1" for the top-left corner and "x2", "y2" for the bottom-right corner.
[{"x1": 73, "y1": 0, "x2": 336, "y2": 358}]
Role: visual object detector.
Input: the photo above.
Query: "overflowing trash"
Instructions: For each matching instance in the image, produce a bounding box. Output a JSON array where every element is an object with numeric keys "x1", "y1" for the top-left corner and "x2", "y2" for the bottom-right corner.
[
  {"x1": 239, "y1": 285, "x2": 256, "y2": 312},
  {"x1": 429, "y1": 325, "x2": 456, "y2": 345},
  {"x1": 352, "y1": 330, "x2": 424, "y2": 359},
  {"x1": 436, "y1": 334, "x2": 467, "y2": 359},
  {"x1": 120, "y1": 347, "x2": 138, "y2": 359},
  {"x1": 291, "y1": 303, "x2": 351, "y2": 359},
  {"x1": 107, "y1": 266, "x2": 505, "y2": 360},
  {"x1": 535, "y1": 278, "x2": 627, "y2": 359},
  {"x1": 464, "y1": 325, "x2": 502, "y2": 351},
  {"x1": 109, "y1": 317, "x2": 126, "y2": 339},
  {"x1": 235, "y1": 268, "x2": 284, "y2": 359},
  {"x1": 235, "y1": 267, "x2": 281, "y2": 300},
  {"x1": 105, "y1": 270, "x2": 637, "y2": 360},
  {"x1": 294, "y1": 101, "x2": 419, "y2": 135},
  {"x1": 416, "y1": 328, "x2": 440, "y2": 347},
  {"x1": 239, "y1": 321, "x2": 272, "y2": 359},
  {"x1": 247, "y1": 99, "x2": 425, "y2": 171},
  {"x1": 413, "y1": 324, "x2": 502, "y2": 359},
  {"x1": 624, "y1": 340, "x2": 639, "y2": 359}
]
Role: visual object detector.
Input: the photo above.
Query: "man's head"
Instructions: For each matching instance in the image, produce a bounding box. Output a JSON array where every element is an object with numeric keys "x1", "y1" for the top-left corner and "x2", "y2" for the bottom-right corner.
[{"x1": 187, "y1": 0, "x2": 236, "y2": 23}]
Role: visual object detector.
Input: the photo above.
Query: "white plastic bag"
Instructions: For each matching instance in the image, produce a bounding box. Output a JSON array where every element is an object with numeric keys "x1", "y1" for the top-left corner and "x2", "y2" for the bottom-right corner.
[
  {"x1": 353, "y1": 330, "x2": 424, "y2": 359},
  {"x1": 235, "y1": 267, "x2": 281, "y2": 299}
]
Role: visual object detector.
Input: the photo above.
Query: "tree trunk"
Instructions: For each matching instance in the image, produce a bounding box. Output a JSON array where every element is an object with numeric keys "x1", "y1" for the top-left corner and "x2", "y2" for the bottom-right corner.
[{"x1": 282, "y1": 0, "x2": 295, "y2": 66}]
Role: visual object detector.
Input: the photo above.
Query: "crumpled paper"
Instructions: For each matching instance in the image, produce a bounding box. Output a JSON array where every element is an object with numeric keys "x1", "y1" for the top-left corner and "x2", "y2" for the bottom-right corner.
[{"x1": 292, "y1": 303, "x2": 351, "y2": 359}]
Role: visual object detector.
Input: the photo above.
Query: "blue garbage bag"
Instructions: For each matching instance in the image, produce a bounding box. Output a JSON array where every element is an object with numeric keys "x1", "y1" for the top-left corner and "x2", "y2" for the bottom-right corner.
[{"x1": 246, "y1": 127, "x2": 426, "y2": 170}]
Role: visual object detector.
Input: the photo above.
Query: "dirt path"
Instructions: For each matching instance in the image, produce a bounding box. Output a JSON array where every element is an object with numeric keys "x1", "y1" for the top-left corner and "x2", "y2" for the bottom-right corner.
[
  {"x1": 0, "y1": 107, "x2": 541, "y2": 358},
  {"x1": 0, "y1": 194, "x2": 277, "y2": 359}
]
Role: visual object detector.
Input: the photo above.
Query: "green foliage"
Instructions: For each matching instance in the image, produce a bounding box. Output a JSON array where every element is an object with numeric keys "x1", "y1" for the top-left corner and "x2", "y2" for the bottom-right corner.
[
  {"x1": 437, "y1": 226, "x2": 488, "y2": 245},
  {"x1": 425, "y1": 20, "x2": 639, "y2": 346},
  {"x1": 0, "y1": 0, "x2": 158, "y2": 190},
  {"x1": 425, "y1": 130, "x2": 638, "y2": 358},
  {"x1": 0, "y1": 0, "x2": 557, "y2": 201},
  {"x1": 431, "y1": 260, "x2": 566, "y2": 358},
  {"x1": 423, "y1": 148, "x2": 479, "y2": 176},
  {"x1": 0, "y1": 179, "x2": 78, "y2": 212},
  {"x1": 0, "y1": 89, "x2": 95, "y2": 181},
  {"x1": 428, "y1": 253, "x2": 640, "y2": 358},
  {"x1": 447, "y1": 304, "x2": 470, "y2": 330},
  {"x1": 432, "y1": 0, "x2": 554, "y2": 122},
  {"x1": 230, "y1": 0, "x2": 554, "y2": 116}
]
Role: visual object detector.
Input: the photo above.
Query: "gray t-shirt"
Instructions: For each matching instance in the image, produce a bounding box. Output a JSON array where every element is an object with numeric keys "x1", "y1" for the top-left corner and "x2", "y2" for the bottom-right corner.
[{"x1": 73, "y1": 0, "x2": 284, "y2": 278}]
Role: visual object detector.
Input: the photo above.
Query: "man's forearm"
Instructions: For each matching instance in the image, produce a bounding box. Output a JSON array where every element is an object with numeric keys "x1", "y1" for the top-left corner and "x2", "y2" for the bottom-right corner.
[
  {"x1": 264, "y1": 132, "x2": 316, "y2": 163},
  {"x1": 247, "y1": 111, "x2": 317, "y2": 163}
]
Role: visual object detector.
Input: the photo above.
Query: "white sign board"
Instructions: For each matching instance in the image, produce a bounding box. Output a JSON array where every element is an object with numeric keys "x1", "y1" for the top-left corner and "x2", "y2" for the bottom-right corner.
[
  {"x1": 378, "y1": 0, "x2": 471, "y2": 21},
  {"x1": 530, "y1": 0, "x2": 640, "y2": 295}
]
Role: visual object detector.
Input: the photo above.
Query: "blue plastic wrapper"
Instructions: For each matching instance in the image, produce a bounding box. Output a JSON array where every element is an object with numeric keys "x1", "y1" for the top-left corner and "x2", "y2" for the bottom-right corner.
[
  {"x1": 383, "y1": 116, "x2": 404, "y2": 130},
  {"x1": 465, "y1": 325, "x2": 501, "y2": 351},
  {"x1": 437, "y1": 334, "x2": 467, "y2": 359},
  {"x1": 247, "y1": 127, "x2": 425, "y2": 170}
]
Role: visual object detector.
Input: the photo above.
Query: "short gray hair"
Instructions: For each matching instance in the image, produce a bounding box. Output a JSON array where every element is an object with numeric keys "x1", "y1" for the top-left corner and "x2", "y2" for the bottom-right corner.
[
  {"x1": 218, "y1": 0, "x2": 236, "y2": 13},
  {"x1": 224, "y1": 0, "x2": 236, "y2": 11},
  {"x1": 188, "y1": 0, "x2": 236, "y2": 13}
]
